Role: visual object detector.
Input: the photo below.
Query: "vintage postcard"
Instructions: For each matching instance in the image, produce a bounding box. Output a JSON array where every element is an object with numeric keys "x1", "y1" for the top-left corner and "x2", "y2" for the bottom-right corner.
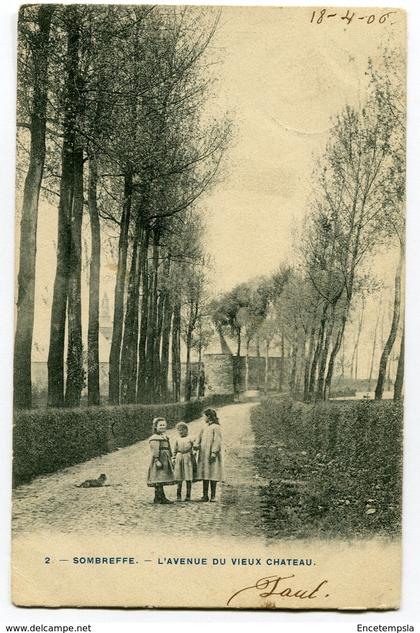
[{"x1": 12, "y1": 5, "x2": 405, "y2": 609}]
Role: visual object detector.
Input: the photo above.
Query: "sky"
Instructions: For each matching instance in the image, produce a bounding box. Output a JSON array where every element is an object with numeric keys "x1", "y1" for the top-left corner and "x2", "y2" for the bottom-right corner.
[{"x1": 201, "y1": 6, "x2": 404, "y2": 292}]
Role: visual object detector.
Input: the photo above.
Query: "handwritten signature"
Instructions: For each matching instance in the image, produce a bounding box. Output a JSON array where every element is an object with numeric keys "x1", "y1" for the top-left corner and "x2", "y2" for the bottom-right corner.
[{"x1": 227, "y1": 574, "x2": 329, "y2": 607}]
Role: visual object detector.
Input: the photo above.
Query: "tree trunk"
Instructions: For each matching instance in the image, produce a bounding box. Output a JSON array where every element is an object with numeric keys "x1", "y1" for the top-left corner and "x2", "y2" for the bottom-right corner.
[
  {"x1": 256, "y1": 337, "x2": 261, "y2": 389},
  {"x1": 375, "y1": 259, "x2": 402, "y2": 400},
  {"x1": 233, "y1": 326, "x2": 241, "y2": 397},
  {"x1": 145, "y1": 229, "x2": 159, "y2": 402},
  {"x1": 14, "y1": 5, "x2": 54, "y2": 409},
  {"x1": 368, "y1": 318, "x2": 380, "y2": 392},
  {"x1": 289, "y1": 334, "x2": 298, "y2": 394},
  {"x1": 87, "y1": 155, "x2": 100, "y2": 405},
  {"x1": 308, "y1": 329, "x2": 321, "y2": 400},
  {"x1": 295, "y1": 342, "x2": 305, "y2": 395},
  {"x1": 160, "y1": 292, "x2": 173, "y2": 402},
  {"x1": 153, "y1": 283, "x2": 165, "y2": 401},
  {"x1": 393, "y1": 325, "x2": 404, "y2": 401},
  {"x1": 316, "y1": 306, "x2": 334, "y2": 400},
  {"x1": 279, "y1": 331, "x2": 285, "y2": 391},
  {"x1": 350, "y1": 298, "x2": 365, "y2": 383},
  {"x1": 47, "y1": 147, "x2": 72, "y2": 407},
  {"x1": 303, "y1": 326, "x2": 315, "y2": 402},
  {"x1": 264, "y1": 341, "x2": 270, "y2": 394},
  {"x1": 65, "y1": 146, "x2": 84, "y2": 407},
  {"x1": 137, "y1": 243, "x2": 149, "y2": 402},
  {"x1": 236, "y1": 328, "x2": 241, "y2": 356},
  {"x1": 324, "y1": 316, "x2": 347, "y2": 401},
  {"x1": 47, "y1": 16, "x2": 80, "y2": 407},
  {"x1": 171, "y1": 302, "x2": 181, "y2": 401},
  {"x1": 184, "y1": 294, "x2": 197, "y2": 403},
  {"x1": 197, "y1": 343, "x2": 203, "y2": 400},
  {"x1": 184, "y1": 329, "x2": 192, "y2": 402},
  {"x1": 245, "y1": 338, "x2": 250, "y2": 392},
  {"x1": 340, "y1": 332, "x2": 345, "y2": 382},
  {"x1": 108, "y1": 173, "x2": 132, "y2": 404},
  {"x1": 120, "y1": 217, "x2": 145, "y2": 404},
  {"x1": 387, "y1": 356, "x2": 393, "y2": 390}
]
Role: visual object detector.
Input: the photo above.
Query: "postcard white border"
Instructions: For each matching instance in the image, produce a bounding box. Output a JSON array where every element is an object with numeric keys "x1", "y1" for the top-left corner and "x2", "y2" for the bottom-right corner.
[{"x1": 1, "y1": 0, "x2": 419, "y2": 627}]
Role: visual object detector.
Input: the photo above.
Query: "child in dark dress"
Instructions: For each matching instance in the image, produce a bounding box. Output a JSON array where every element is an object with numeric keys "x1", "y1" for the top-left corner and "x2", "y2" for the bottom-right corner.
[{"x1": 147, "y1": 417, "x2": 175, "y2": 504}]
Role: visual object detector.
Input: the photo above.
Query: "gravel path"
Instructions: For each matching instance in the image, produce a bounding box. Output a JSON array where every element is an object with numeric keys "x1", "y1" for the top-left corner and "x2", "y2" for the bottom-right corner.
[{"x1": 13, "y1": 402, "x2": 267, "y2": 538}]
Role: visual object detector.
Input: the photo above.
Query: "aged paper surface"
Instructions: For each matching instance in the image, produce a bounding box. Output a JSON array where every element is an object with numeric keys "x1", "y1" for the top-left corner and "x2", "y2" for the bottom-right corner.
[{"x1": 12, "y1": 5, "x2": 405, "y2": 609}]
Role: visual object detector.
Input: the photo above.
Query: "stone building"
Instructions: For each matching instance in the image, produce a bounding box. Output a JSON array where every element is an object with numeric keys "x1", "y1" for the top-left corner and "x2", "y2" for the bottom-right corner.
[{"x1": 202, "y1": 330, "x2": 287, "y2": 396}]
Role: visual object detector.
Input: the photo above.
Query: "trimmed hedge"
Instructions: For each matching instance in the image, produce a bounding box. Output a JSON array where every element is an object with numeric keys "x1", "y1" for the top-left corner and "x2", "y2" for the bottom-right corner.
[
  {"x1": 13, "y1": 394, "x2": 234, "y2": 487},
  {"x1": 250, "y1": 397, "x2": 403, "y2": 538}
]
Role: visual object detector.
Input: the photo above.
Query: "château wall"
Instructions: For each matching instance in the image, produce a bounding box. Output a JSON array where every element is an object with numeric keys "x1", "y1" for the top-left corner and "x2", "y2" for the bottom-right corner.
[
  {"x1": 205, "y1": 354, "x2": 286, "y2": 394},
  {"x1": 203, "y1": 354, "x2": 234, "y2": 395}
]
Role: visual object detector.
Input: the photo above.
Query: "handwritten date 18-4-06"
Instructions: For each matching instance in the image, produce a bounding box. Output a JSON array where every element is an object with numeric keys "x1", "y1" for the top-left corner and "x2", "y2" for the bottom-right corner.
[{"x1": 310, "y1": 9, "x2": 397, "y2": 26}]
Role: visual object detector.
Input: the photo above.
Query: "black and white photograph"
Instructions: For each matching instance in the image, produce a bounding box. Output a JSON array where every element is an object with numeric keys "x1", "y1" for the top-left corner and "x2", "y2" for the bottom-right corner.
[{"x1": 11, "y1": 4, "x2": 406, "y2": 609}]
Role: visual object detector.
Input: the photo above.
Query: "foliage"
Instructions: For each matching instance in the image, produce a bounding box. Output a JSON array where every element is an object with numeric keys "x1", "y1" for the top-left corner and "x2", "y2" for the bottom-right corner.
[
  {"x1": 210, "y1": 277, "x2": 272, "y2": 353},
  {"x1": 293, "y1": 48, "x2": 406, "y2": 401},
  {"x1": 250, "y1": 397, "x2": 403, "y2": 538},
  {"x1": 15, "y1": 5, "x2": 232, "y2": 409}
]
